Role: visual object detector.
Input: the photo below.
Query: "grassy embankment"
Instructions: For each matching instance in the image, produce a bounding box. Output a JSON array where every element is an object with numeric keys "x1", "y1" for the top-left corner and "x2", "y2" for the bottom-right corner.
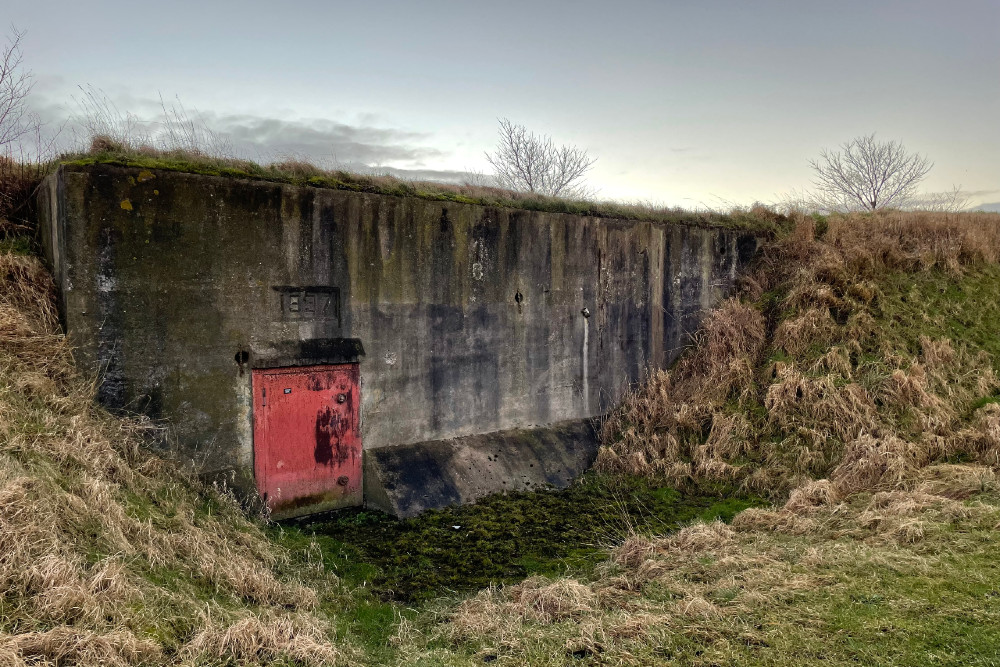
[
  {"x1": 3, "y1": 149, "x2": 1000, "y2": 664},
  {"x1": 412, "y1": 211, "x2": 1000, "y2": 666}
]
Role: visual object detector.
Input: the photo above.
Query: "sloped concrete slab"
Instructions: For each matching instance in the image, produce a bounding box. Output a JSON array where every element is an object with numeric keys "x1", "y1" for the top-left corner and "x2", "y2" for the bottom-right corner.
[{"x1": 363, "y1": 419, "x2": 599, "y2": 517}]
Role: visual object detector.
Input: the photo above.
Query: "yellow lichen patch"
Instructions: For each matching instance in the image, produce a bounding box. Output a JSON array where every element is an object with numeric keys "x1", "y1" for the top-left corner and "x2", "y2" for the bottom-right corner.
[
  {"x1": 120, "y1": 199, "x2": 133, "y2": 211},
  {"x1": 137, "y1": 170, "x2": 156, "y2": 183}
]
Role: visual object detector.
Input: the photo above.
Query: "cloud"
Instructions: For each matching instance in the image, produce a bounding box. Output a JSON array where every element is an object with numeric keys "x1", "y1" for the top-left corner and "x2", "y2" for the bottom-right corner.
[
  {"x1": 960, "y1": 189, "x2": 1000, "y2": 201},
  {"x1": 26, "y1": 88, "x2": 449, "y2": 170},
  {"x1": 364, "y1": 166, "x2": 477, "y2": 184},
  {"x1": 205, "y1": 112, "x2": 446, "y2": 167}
]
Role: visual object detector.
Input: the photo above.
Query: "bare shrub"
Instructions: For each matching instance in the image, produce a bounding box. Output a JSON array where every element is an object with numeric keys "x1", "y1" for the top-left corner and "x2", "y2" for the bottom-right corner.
[
  {"x1": 0, "y1": 29, "x2": 34, "y2": 153},
  {"x1": 485, "y1": 118, "x2": 595, "y2": 198}
]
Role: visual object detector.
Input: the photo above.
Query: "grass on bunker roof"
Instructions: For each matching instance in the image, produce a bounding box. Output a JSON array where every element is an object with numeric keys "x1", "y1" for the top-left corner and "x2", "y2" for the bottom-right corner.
[{"x1": 58, "y1": 137, "x2": 790, "y2": 234}]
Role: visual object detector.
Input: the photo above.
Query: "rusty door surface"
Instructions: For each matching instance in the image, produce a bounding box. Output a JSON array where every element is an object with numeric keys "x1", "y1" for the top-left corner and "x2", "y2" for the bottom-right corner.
[{"x1": 252, "y1": 364, "x2": 361, "y2": 518}]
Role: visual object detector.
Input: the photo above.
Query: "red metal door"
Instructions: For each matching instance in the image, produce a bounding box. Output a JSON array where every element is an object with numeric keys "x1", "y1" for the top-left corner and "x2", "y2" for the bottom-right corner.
[{"x1": 252, "y1": 364, "x2": 361, "y2": 518}]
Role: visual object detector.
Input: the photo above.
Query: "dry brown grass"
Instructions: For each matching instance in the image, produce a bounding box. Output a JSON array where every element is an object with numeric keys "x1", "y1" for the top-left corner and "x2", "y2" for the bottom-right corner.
[
  {"x1": 182, "y1": 614, "x2": 343, "y2": 666},
  {"x1": 595, "y1": 299, "x2": 766, "y2": 487},
  {"x1": 0, "y1": 627, "x2": 162, "y2": 667},
  {"x1": 0, "y1": 251, "x2": 348, "y2": 664}
]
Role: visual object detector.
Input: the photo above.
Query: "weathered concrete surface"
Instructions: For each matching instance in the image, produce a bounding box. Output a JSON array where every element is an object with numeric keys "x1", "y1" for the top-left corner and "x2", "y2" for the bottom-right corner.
[
  {"x1": 38, "y1": 164, "x2": 759, "y2": 514},
  {"x1": 363, "y1": 419, "x2": 598, "y2": 517}
]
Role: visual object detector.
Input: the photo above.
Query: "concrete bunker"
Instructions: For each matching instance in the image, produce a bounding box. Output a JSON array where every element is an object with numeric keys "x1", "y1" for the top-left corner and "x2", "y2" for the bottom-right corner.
[{"x1": 38, "y1": 164, "x2": 759, "y2": 518}]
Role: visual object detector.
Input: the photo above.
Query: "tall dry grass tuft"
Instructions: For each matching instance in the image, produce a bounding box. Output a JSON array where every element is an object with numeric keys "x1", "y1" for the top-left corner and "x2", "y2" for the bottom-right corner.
[
  {"x1": 596, "y1": 299, "x2": 765, "y2": 485},
  {"x1": 0, "y1": 251, "x2": 347, "y2": 663},
  {"x1": 0, "y1": 627, "x2": 162, "y2": 667},
  {"x1": 182, "y1": 615, "x2": 342, "y2": 666}
]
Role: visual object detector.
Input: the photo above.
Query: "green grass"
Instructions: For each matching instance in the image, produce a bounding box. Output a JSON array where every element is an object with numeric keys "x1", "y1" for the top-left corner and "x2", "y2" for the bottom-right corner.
[
  {"x1": 397, "y1": 495, "x2": 1000, "y2": 667},
  {"x1": 0, "y1": 234, "x2": 33, "y2": 255},
  {"x1": 701, "y1": 508, "x2": 1000, "y2": 667},
  {"x1": 878, "y1": 264, "x2": 1000, "y2": 372}
]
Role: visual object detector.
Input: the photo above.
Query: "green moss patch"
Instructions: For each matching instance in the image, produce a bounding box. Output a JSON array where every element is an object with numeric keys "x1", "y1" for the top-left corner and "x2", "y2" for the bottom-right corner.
[{"x1": 279, "y1": 475, "x2": 762, "y2": 602}]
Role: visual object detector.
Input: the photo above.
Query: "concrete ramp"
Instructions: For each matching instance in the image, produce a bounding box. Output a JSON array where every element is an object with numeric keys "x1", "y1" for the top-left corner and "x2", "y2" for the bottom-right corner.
[{"x1": 363, "y1": 419, "x2": 599, "y2": 517}]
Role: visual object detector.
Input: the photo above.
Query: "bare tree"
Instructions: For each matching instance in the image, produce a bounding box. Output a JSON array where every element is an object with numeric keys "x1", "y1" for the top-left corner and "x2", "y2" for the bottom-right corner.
[
  {"x1": 485, "y1": 118, "x2": 595, "y2": 198},
  {"x1": 810, "y1": 134, "x2": 932, "y2": 211},
  {"x1": 0, "y1": 28, "x2": 33, "y2": 153}
]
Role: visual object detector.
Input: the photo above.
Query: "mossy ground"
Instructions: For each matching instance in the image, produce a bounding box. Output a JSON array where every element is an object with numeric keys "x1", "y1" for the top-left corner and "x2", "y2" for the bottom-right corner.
[{"x1": 277, "y1": 476, "x2": 762, "y2": 603}]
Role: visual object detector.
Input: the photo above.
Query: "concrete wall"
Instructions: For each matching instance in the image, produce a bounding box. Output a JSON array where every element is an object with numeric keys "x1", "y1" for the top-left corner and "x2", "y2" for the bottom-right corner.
[{"x1": 38, "y1": 164, "x2": 758, "y2": 494}]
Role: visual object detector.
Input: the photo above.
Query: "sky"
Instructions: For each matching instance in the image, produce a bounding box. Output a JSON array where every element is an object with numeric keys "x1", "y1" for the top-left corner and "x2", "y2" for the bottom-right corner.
[{"x1": 4, "y1": 0, "x2": 999, "y2": 209}]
